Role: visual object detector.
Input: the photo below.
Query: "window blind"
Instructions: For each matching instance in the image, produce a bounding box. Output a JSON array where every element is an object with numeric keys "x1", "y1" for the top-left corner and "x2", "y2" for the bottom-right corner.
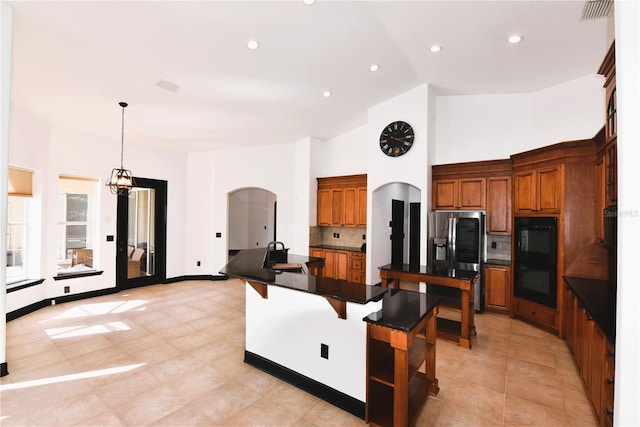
[{"x1": 8, "y1": 166, "x2": 33, "y2": 197}]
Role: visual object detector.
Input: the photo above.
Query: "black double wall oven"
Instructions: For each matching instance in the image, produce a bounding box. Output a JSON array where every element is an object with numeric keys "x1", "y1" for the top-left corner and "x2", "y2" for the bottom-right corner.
[{"x1": 514, "y1": 216, "x2": 558, "y2": 308}]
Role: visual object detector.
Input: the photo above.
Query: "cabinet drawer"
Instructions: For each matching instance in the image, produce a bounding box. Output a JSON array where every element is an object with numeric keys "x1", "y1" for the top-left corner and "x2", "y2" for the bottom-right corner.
[
  {"x1": 350, "y1": 271, "x2": 365, "y2": 284},
  {"x1": 350, "y1": 252, "x2": 364, "y2": 259},
  {"x1": 351, "y1": 259, "x2": 363, "y2": 271},
  {"x1": 515, "y1": 297, "x2": 558, "y2": 331}
]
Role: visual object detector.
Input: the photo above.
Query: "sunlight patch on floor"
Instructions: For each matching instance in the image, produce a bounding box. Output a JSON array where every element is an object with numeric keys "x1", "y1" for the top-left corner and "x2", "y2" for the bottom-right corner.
[
  {"x1": 0, "y1": 363, "x2": 146, "y2": 391},
  {"x1": 45, "y1": 321, "x2": 131, "y2": 339}
]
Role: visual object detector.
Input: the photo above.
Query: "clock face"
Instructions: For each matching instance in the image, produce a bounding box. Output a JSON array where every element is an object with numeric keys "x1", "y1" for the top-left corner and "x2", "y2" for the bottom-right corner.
[{"x1": 379, "y1": 121, "x2": 414, "y2": 157}]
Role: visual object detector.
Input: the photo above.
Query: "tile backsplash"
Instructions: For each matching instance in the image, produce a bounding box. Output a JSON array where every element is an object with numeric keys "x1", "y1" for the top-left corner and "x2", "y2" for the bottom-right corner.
[
  {"x1": 309, "y1": 226, "x2": 366, "y2": 248},
  {"x1": 486, "y1": 234, "x2": 512, "y2": 261}
]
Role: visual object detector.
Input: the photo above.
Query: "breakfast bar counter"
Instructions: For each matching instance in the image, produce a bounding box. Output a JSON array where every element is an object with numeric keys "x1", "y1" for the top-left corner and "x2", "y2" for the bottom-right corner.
[
  {"x1": 378, "y1": 263, "x2": 478, "y2": 349},
  {"x1": 220, "y1": 249, "x2": 440, "y2": 422}
]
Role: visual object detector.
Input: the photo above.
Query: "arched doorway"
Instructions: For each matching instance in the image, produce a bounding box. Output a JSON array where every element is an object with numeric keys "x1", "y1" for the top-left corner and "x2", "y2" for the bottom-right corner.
[
  {"x1": 370, "y1": 182, "x2": 421, "y2": 281},
  {"x1": 227, "y1": 188, "x2": 276, "y2": 258}
]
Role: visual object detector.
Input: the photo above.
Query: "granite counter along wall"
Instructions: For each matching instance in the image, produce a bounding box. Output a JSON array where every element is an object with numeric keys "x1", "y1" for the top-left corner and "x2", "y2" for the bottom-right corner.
[{"x1": 309, "y1": 226, "x2": 366, "y2": 248}]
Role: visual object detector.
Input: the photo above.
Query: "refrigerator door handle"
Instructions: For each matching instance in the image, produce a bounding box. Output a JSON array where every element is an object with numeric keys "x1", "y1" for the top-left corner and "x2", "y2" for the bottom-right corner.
[{"x1": 450, "y1": 216, "x2": 457, "y2": 264}]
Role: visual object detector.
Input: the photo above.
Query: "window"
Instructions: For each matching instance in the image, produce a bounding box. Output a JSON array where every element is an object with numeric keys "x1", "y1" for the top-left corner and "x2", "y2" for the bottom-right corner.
[
  {"x1": 6, "y1": 166, "x2": 33, "y2": 284},
  {"x1": 6, "y1": 196, "x2": 28, "y2": 283},
  {"x1": 57, "y1": 175, "x2": 99, "y2": 275}
]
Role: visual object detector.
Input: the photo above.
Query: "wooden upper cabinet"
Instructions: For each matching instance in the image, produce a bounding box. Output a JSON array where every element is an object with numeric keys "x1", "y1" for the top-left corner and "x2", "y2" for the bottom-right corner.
[
  {"x1": 317, "y1": 189, "x2": 332, "y2": 226},
  {"x1": 595, "y1": 157, "x2": 605, "y2": 243},
  {"x1": 357, "y1": 187, "x2": 367, "y2": 227},
  {"x1": 317, "y1": 174, "x2": 367, "y2": 227},
  {"x1": 487, "y1": 176, "x2": 512, "y2": 234},
  {"x1": 514, "y1": 165, "x2": 561, "y2": 214},
  {"x1": 343, "y1": 188, "x2": 357, "y2": 227},
  {"x1": 331, "y1": 188, "x2": 344, "y2": 225},
  {"x1": 433, "y1": 178, "x2": 485, "y2": 210},
  {"x1": 598, "y1": 42, "x2": 617, "y2": 207}
]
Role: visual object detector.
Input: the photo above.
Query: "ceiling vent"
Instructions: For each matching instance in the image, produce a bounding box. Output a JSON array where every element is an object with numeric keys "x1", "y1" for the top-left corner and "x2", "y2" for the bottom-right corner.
[{"x1": 581, "y1": 0, "x2": 613, "y2": 20}]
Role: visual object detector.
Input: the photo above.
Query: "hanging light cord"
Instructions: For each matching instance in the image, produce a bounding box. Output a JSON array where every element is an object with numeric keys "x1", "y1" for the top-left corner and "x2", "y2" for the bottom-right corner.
[{"x1": 119, "y1": 101, "x2": 128, "y2": 169}]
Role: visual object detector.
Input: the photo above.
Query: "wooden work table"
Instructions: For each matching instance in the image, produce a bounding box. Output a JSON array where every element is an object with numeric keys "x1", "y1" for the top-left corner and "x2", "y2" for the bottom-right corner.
[{"x1": 379, "y1": 264, "x2": 478, "y2": 349}]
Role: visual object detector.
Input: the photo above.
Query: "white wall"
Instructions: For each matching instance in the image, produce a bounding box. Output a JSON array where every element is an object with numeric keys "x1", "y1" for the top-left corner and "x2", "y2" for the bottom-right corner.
[
  {"x1": 245, "y1": 282, "x2": 382, "y2": 401},
  {"x1": 6, "y1": 111, "x2": 188, "y2": 309},
  {"x1": 202, "y1": 142, "x2": 308, "y2": 275},
  {"x1": 367, "y1": 84, "x2": 431, "y2": 282},
  {"x1": 184, "y1": 151, "x2": 214, "y2": 275},
  {"x1": 614, "y1": 1, "x2": 640, "y2": 424},
  {"x1": 434, "y1": 74, "x2": 605, "y2": 164}
]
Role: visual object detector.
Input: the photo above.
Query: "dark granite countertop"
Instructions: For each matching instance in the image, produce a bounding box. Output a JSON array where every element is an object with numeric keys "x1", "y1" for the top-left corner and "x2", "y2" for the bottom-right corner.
[
  {"x1": 563, "y1": 275, "x2": 616, "y2": 344},
  {"x1": 220, "y1": 248, "x2": 386, "y2": 305},
  {"x1": 378, "y1": 263, "x2": 478, "y2": 281},
  {"x1": 485, "y1": 259, "x2": 512, "y2": 267},
  {"x1": 309, "y1": 244, "x2": 364, "y2": 253},
  {"x1": 363, "y1": 289, "x2": 441, "y2": 332}
]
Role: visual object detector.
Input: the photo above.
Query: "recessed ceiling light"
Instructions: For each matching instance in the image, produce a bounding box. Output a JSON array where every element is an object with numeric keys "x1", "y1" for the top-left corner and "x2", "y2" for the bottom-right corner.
[
  {"x1": 369, "y1": 64, "x2": 380, "y2": 72},
  {"x1": 430, "y1": 45, "x2": 442, "y2": 53},
  {"x1": 508, "y1": 35, "x2": 523, "y2": 44},
  {"x1": 247, "y1": 39, "x2": 260, "y2": 50},
  {"x1": 322, "y1": 91, "x2": 331, "y2": 98},
  {"x1": 302, "y1": 0, "x2": 316, "y2": 5}
]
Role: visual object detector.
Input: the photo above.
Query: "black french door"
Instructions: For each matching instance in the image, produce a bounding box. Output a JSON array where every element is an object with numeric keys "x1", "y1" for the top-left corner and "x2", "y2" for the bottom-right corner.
[{"x1": 116, "y1": 177, "x2": 167, "y2": 290}]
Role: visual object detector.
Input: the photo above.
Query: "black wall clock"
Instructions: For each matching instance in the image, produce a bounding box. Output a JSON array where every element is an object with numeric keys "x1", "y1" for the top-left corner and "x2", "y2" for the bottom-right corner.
[{"x1": 379, "y1": 121, "x2": 414, "y2": 157}]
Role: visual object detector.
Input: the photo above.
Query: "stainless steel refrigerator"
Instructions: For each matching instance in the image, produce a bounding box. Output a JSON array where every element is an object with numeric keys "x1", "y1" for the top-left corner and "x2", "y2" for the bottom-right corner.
[{"x1": 427, "y1": 210, "x2": 486, "y2": 312}]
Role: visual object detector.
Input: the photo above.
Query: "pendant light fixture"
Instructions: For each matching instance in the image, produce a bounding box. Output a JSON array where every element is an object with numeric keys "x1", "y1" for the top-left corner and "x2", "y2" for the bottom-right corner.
[{"x1": 106, "y1": 102, "x2": 134, "y2": 195}]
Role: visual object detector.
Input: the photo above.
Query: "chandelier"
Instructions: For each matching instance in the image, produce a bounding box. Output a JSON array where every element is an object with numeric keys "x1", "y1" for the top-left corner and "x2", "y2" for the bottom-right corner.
[{"x1": 106, "y1": 102, "x2": 134, "y2": 195}]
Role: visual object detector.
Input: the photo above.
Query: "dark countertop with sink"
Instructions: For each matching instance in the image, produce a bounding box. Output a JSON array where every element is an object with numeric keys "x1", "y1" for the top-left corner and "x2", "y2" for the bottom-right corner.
[
  {"x1": 220, "y1": 248, "x2": 384, "y2": 305},
  {"x1": 563, "y1": 275, "x2": 616, "y2": 344},
  {"x1": 220, "y1": 248, "x2": 439, "y2": 331}
]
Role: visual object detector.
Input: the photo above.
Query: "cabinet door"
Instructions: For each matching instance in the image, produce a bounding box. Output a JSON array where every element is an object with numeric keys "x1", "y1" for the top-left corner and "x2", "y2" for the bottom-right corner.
[
  {"x1": 343, "y1": 188, "x2": 357, "y2": 227},
  {"x1": 317, "y1": 189, "x2": 332, "y2": 226},
  {"x1": 331, "y1": 189, "x2": 344, "y2": 225},
  {"x1": 357, "y1": 187, "x2": 367, "y2": 227},
  {"x1": 578, "y1": 306, "x2": 591, "y2": 385},
  {"x1": 433, "y1": 179, "x2": 457, "y2": 210},
  {"x1": 563, "y1": 287, "x2": 577, "y2": 352},
  {"x1": 595, "y1": 158, "x2": 606, "y2": 243},
  {"x1": 458, "y1": 178, "x2": 485, "y2": 209},
  {"x1": 514, "y1": 170, "x2": 536, "y2": 213},
  {"x1": 323, "y1": 249, "x2": 336, "y2": 279},
  {"x1": 537, "y1": 166, "x2": 561, "y2": 213},
  {"x1": 605, "y1": 140, "x2": 617, "y2": 205},
  {"x1": 487, "y1": 176, "x2": 512, "y2": 234},
  {"x1": 485, "y1": 265, "x2": 510, "y2": 313},
  {"x1": 334, "y1": 250, "x2": 349, "y2": 280},
  {"x1": 309, "y1": 248, "x2": 325, "y2": 277},
  {"x1": 589, "y1": 323, "x2": 605, "y2": 420}
]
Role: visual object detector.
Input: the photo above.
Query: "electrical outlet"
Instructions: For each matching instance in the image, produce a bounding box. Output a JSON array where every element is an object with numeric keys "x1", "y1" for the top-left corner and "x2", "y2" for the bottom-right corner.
[
  {"x1": 491, "y1": 241, "x2": 497, "y2": 249},
  {"x1": 197, "y1": 261, "x2": 201, "y2": 267},
  {"x1": 362, "y1": 234, "x2": 366, "y2": 240},
  {"x1": 321, "y1": 343, "x2": 329, "y2": 359},
  {"x1": 216, "y1": 232, "x2": 222, "y2": 238},
  {"x1": 336, "y1": 233, "x2": 339, "y2": 239},
  {"x1": 64, "y1": 286, "x2": 70, "y2": 294}
]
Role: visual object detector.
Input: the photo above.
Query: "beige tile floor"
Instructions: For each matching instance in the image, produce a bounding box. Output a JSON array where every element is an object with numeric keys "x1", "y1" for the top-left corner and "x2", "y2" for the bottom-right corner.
[{"x1": 0, "y1": 279, "x2": 598, "y2": 426}]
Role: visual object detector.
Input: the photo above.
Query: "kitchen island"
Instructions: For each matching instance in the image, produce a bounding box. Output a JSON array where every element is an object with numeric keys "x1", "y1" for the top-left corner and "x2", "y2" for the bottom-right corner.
[
  {"x1": 220, "y1": 249, "x2": 440, "y2": 422},
  {"x1": 379, "y1": 263, "x2": 478, "y2": 349}
]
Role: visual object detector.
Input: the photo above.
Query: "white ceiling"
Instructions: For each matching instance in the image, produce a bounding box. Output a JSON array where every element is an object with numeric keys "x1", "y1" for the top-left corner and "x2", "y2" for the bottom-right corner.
[{"x1": 8, "y1": 1, "x2": 610, "y2": 152}]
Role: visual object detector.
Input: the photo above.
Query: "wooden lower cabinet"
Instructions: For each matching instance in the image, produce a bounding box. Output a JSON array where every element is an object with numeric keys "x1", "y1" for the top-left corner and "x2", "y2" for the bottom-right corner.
[
  {"x1": 564, "y1": 286, "x2": 615, "y2": 427},
  {"x1": 484, "y1": 264, "x2": 510, "y2": 313},
  {"x1": 514, "y1": 297, "x2": 558, "y2": 332},
  {"x1": 309, "y1": 247, "x2": 361, "y2": 282},
  {"x1": 366, "y1": 307, "x2": 438, "y2": 426},
  {"x1": 349, "y1": 251, "x2": 366, "y2": 284}
]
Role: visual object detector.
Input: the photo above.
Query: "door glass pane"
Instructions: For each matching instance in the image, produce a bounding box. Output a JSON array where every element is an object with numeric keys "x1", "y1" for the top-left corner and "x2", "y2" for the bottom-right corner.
[{"x1": 127, "y1": 188, "x2": 155, "y2": 278}]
